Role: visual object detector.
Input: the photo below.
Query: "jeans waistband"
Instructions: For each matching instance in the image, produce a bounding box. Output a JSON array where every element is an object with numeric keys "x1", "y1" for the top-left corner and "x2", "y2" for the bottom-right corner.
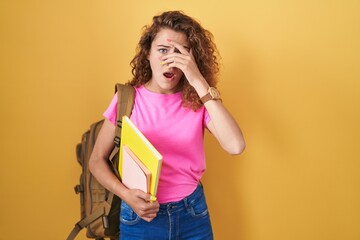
[{"x1": 158, "y1": 184, "x2": 204, "y2": 213}]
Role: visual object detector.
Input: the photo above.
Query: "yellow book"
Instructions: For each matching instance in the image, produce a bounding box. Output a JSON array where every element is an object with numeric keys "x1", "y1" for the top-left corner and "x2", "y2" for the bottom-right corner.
[{"x1": 119, "y1": 116, "x2": 163, "y2": 198}]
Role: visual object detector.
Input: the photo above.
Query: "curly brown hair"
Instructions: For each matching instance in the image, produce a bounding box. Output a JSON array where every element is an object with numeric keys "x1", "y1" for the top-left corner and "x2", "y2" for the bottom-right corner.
[{"x1": 129, "y1": 11, "x2": 220, "y2": 111}]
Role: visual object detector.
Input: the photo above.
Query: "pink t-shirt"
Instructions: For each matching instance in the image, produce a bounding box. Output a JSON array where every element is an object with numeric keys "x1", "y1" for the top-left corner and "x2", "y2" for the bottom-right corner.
[{"x1": 103, "y1": 85, "x2": 211, "y2": 203}]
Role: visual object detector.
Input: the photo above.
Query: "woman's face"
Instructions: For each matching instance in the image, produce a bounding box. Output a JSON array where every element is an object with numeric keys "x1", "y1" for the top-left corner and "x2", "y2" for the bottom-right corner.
[{"x1": 146, "y1": 28, "x2": 189, "y2": 94}]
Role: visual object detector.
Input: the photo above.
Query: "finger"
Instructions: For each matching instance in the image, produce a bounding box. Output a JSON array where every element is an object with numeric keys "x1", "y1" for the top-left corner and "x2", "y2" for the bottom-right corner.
[
  {"x1": 138, "y1": 196, "x2": 159, "y2": 209},
  {"x1": 148, "y1": 200, "x2": 160, "y2": 209},
  {"x1": 162, "y1": 56, "x2": 190, "y2": 70},
  {"x1": 147, "y1": 213, "x2": 158, "y2": 220},
  {"x1": 137, "y1": 203, "x2": 159, "y2": 221},
  {"x1": 143, "y1": 216, "x2": 156, "y2": 222},
  {"x1": 164, "y1": 59, "x2": 186, "y2": 70},
  {"x1": 138, "y1": 206, "x2": 158, "y2": 217},
  {"x1": 134, "y1": 189, "x2": 151, "y2": 201},
  {"x1": 166, "y1": 39, "x2": 190, "y2": 54},
  {"x1": 144, "y1": 201, "x2": 160, "y2": 212},
  {"x1": 161, "y1": 53, "x2": 188, "y2": 64}
]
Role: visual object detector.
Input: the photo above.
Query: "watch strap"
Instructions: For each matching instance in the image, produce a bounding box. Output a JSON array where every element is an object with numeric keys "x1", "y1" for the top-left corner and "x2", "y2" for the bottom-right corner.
[{"x1": 200, "y1": 87, "x2": 221, "y2": 104}]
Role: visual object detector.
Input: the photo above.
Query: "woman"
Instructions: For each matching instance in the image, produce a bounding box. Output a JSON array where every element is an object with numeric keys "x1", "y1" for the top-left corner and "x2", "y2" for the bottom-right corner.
[{"x1": 89, "y1": 10, "x2": 245, "y2": 239}]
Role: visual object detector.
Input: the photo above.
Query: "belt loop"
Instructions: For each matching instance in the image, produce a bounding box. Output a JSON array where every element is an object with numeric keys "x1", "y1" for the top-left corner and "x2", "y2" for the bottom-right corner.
[{"x1": 184, "y1": 196, "x2": 189, "y2": 209}]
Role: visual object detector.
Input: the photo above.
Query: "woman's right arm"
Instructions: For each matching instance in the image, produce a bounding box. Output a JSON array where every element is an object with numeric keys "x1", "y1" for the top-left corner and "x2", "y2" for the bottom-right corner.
[{"x1": 89, "y1": 119, "x2": 159, "y2": 222}]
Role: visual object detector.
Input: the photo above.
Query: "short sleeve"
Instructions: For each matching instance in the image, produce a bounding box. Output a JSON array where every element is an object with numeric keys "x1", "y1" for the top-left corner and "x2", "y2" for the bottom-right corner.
[{"x1": 103, "y1": 92, "x2": 118, "y2": 125}]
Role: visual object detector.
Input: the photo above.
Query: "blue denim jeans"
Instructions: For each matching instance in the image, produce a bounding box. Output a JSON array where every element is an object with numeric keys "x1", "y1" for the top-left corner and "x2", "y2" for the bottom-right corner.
[{"x1": 120, "y1": 184, "x2": 213, "y2": 240}]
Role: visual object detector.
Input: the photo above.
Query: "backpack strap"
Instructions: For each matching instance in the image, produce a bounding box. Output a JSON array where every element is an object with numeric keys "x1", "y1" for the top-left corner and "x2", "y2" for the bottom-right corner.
[
  {"x1": 109, "y1": 83, "x2": 135, "y2": 162},
  {"x1": 66, "y1": 208, "x2": 105, "y2": 240},
  {"x1": 113, "y1": 83, "x2": 135, "y2": 149},
  {"x1": 107, "y1": 83, "x2": 135, "y2": 207},
  {"x1": 104, "y1": 83, "x2": 135, "y2": 234}
]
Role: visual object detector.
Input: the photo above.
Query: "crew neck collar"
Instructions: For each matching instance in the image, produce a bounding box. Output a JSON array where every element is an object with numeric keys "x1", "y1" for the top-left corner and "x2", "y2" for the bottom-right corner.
[{"x1": 140, "y1": 85, "x2": 182, "y2": 97}]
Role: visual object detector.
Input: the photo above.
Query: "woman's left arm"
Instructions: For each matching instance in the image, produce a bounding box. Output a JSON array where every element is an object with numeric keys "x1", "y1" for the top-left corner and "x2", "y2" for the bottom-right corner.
[
  {"x1": 193, "y1": 81, "x2": 246, "y2": 155},
  {"x1": 163, "y1": 39, "x2": 246, "y2": 155}
]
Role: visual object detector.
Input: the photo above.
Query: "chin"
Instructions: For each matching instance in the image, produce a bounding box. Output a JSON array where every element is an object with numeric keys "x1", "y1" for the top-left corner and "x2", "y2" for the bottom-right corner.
[{"x1": 159, "y1": 81, "x2": 180, "y2": 93}]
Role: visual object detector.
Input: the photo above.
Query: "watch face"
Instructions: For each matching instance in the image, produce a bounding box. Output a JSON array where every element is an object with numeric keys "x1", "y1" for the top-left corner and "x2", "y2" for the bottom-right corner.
[{"x1": 209, "y1": 88, "x2": 220, "y2": 98}]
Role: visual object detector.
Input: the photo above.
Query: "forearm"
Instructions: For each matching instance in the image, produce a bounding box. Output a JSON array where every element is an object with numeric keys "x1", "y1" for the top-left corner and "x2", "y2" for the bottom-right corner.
[
  {"x1": 205, "y1": 100, "x2": 245, "y2": 154},
  {"x1": 89, "y1": 154, "x2": 128, "y2": 200},
  {"x1": 192, "y1": 78, "x2": 246, "y2": 155},
  {"x1": 89, "y1": 154, "x2": 159, "y2": 222}
]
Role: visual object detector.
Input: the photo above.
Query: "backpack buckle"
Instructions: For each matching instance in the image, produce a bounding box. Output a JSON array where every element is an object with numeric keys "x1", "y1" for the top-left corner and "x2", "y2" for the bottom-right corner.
[
  {"x1": 102, "y1": 215, "x2": 109, "y2": 228},
  {"x1": 114, "y1": 136, "x2": 120, "y2": 147},
  {"x1": 116, "y1": 119, "x2": 122, "y2": 128},
  {"x1": 74, "y1": 185, "x2": 83, "y2": 194}
]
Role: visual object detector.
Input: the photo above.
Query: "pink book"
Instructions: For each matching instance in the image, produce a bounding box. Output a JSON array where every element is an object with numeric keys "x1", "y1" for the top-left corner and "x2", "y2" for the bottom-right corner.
[{"x1": 122, "y1": 145, "x2": 151, "y2": 193}]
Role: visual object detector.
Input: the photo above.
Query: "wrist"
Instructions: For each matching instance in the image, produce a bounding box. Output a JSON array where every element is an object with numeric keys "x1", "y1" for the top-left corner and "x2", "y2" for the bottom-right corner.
[
  {"x1": 112, "y1": 180, "x2": 129, "y2": 200},
  {"x1": 190, "y1": 77, "x2": 209, "y2": 98},
  {"x1": 200, "y1": 86, "x2": 221, "y2": 104}
]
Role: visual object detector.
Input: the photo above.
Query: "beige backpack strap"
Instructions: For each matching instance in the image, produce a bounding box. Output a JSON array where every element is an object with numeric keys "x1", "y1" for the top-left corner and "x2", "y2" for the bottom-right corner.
[
  {"x1": 66, "y1": 208, "x2": 105, "y2": 240},
  {"x1": 109, "y1": 84, "x2": 135, "y2": 163}
]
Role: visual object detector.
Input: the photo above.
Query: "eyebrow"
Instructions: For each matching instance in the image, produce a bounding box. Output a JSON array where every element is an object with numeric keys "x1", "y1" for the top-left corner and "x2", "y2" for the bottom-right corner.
[{"x1": 157, "y1": 44, "x2": 190, "y2": 50}]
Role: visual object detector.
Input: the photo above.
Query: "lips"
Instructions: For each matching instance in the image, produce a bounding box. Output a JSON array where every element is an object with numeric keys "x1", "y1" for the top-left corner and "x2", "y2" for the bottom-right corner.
[
  {"x1": 163, "y1": 72, "x2": 175, "y2": 79},
  {"x1": 163, "y1": 72, "x2": 175, "y2": 80}
]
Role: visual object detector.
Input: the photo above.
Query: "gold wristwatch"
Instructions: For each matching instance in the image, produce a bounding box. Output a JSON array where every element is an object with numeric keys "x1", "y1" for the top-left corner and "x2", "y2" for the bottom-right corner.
[{"x1": 200, "y1": 87, "x2": 221, "y2": 104}]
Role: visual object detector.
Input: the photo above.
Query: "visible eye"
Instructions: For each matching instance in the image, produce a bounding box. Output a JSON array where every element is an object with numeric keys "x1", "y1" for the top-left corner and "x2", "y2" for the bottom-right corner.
[{"x1": 159, "y1": 48, "x2": 168, "y2": 54}]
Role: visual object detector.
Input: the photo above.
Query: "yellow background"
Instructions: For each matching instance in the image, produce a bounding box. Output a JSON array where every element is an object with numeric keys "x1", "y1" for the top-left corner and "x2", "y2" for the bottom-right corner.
[{"x1": 1, "y1": 1, "x2": 359, "y2": 239}]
